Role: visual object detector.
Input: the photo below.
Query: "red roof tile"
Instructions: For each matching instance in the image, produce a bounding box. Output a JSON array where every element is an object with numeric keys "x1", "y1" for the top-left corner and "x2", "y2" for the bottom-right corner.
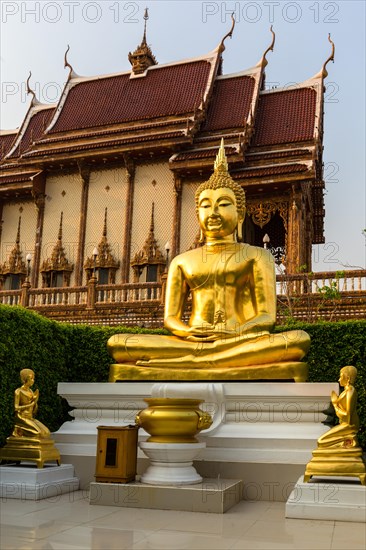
[
  {"x1": 50, "y1": 61, "x2": 212, "y2": 133},
  {"x1": 0, "y1": 133, "x2": 16, "y2": 160},
  {"x1": 202, "y1": 76, "x2": 255, "y2": 131},
  {"x1": 9, "y1": 107, "x2": 55, "y2": 158},
  {"x1": 253, "y1": 88, "x2": 316, "y2": 146},
  {"x1": 232, "y1": 163, "x2": 308, "y2": 179},
  {"x1": 172, "y1": 146, "x2": 237, "y2": 162}
]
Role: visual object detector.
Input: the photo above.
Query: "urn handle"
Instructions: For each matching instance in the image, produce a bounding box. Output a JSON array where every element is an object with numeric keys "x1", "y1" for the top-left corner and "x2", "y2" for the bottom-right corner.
[{"x1": 197, "y1": 411, "x2": 213, "y2": 431}]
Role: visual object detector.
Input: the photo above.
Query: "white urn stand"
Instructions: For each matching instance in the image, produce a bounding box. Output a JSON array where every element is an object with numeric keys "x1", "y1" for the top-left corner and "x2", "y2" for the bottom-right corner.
[{"x1": 140, "y1": 441, "x2": 205, "y2": 485}]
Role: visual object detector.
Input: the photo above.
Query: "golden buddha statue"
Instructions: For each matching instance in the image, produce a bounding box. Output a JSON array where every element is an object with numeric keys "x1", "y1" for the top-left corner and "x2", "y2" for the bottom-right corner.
[
  {"x1": 108, "y1": 140, "x2": 310, "y2": 382},
  {"x1": 0, "y1": 369, "x2": 60, "y2": 468},
  {"x1": 12, "y1": 369, "x2": 51, "y2": 439},
  {"x1": 304, "y1": 366, "x2": 365, "y2": 485}
]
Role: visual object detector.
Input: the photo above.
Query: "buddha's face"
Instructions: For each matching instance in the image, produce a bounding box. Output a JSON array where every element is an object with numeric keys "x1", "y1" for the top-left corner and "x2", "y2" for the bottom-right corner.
[
  {"x1": 339, "y1": 369, "x2": 349, "y2": 387},
  {"x1": 198, "y1": 187, "x2": 241, "y2": 239},
  {"x1": 21, "y1": 371, "x2": 34, "y2": 387}
]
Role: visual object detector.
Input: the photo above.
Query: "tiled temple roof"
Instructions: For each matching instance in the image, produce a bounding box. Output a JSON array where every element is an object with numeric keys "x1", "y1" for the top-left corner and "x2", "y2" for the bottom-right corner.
[
  {"x1": 7, "y1": 106, "x2": 55, "y2": 159},
  {"x1": 202, "y1": 75, "x2": 256, "y2": 131},
  {"x1": 49, "y1": 60, "x2": 213, "y2": 133},
  {"x1": 0, "y1": 132, "x2": 17, "y2": 160},
  {"x1": 253, "y1": 88, "x2": 317, "y2": 146}
]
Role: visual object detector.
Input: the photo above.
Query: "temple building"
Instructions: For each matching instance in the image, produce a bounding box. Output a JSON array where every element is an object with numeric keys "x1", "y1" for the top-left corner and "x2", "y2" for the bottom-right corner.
[{"x1": 0, "y1": 19, "x2": 339, "y2": 324}]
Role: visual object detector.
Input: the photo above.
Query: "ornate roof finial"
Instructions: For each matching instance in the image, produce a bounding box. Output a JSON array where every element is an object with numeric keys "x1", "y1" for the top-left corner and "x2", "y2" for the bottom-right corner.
[
  {"x1": 257, "y1": 25, "x2": 276, "y2": 69},
  {"x1": 149, "y1": 201, "x2": 155, "y2": 234},
  {"x1": 16, "y1": 216, "x2": 21, "y2": 244},
  {"x1": 219, "y1": 13, "x2": 235, "y2": 52},
  {"x1": 64, "y1": 44, "x2": 78, "y2": 79},
  {"x1": 214, "y1": 138, "x2": 229, "y2": 172},
  {"x1": 0, "y1": 216, "x2": 27, "y2": 276},
  {"x1": 58, "y1": 211, "x2": 63, "y2": 241},
  {"x1": 142, "y1": 7, "x2": 149, "y2": 44},
  {"x1": 103, "y1": 207, "x2": 108, "y2": 237},
  {"x1": 322, "y1": 33, "x2": 335, "y2": 78},
  {"x1": 128, "y1": 8, "x2": 157, "y2": 75},
  {"x1": 26, "y1": 71, "x2": 39, "y2": 106}
]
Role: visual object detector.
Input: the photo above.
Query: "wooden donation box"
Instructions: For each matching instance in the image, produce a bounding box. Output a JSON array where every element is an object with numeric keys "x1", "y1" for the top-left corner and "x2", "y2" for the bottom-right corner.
[{"x1": 95, "y1": 425, "x2": 138, "y2": 483}]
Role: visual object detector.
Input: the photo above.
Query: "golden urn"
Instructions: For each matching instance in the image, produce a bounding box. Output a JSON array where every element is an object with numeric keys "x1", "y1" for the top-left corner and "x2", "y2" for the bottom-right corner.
[{"x1": 135, "y1": 398, "x2": 213, "y2": 443}]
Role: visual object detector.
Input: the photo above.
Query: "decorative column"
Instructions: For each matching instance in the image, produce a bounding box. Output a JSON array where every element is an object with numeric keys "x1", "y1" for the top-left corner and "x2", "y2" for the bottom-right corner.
[
  {"x1": 32, "y1": 193, "x2": 45, "y2": 288},
  {"x1": 286, "y1": 188, "x2": 302, "y2": 274},
  {"x1": 75, "y1": 163, "x2": 90, "y2": 286},
  {"x1": 121, "y1": 155, "x2": 135, "y2": 283},
  {"x1": 171, "y1": 174, "x2": 182, "y2": 259},
  {"x1": 0, "y1": 202, "x2": 3, "y2": 250}
]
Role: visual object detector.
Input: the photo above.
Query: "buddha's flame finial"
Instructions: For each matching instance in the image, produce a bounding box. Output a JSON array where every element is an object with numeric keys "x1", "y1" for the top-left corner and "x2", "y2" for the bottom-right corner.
[{"x1": 214, "y1": 138, "x2": 229, "y2": 172}]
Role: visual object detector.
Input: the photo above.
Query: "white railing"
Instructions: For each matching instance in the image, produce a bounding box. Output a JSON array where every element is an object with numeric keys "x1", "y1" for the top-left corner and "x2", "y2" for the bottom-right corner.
[
  {"x1": 276, "y1": 270, "x2": 366, "y2": 296},
  {"x1": 28, "y1": 287, "x2": 88, "y2": 307},
  {"x1": 0, "y1": 290, "x2": 21, "y2": 306},
  {"x1": 96, "y1": 283, "x2": 161, "y2": 304}
]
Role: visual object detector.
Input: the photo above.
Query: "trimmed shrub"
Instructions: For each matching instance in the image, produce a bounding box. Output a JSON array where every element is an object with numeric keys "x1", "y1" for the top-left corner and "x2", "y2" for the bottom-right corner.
[{"x1": 1, "y1": 305, "x2": 365, "y2": 449}]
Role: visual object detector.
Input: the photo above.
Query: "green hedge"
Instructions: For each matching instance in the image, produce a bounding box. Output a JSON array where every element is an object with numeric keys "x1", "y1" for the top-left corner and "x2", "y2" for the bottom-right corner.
[{"x1": 0, "y1": 305, "x2": 365, "y2": 449}]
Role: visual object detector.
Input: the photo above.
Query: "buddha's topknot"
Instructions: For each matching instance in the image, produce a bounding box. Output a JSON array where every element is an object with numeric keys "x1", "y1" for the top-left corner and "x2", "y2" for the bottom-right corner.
[{"x1": 195, "y1": 140, "x2": 246, "y2": 217}]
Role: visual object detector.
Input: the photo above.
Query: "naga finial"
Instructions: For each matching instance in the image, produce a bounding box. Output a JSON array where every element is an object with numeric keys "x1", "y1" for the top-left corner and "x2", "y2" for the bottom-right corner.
[
  {"x1": 26, "y1": 72, "x2": 39, "y2": 106},
  {"x1": 322, "y1": 33, "x2": 335, "y2": 78},
  {"x1": 262, "y1": 25, "x2": 275, "y2": 66},
  {"x1": 219, "y1": 13, "x2": 235, "y2": 52},
  {"x1": 64, "y1": 44, "x2": 77, "y2": 79}
]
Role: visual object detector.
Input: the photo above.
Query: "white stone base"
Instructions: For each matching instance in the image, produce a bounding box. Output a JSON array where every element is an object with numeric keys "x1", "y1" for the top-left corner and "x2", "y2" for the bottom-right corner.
[
  {"x1": 286, "y1": 475, "x2": 366, "y2": 522},
  {"x1": 90, "y1": 478, "x2": 242, "y2": 513},
  {"x1": 0, "y1": 463, "x2": 79, "y2": 500},
  {"x1": 55, "y1": 381, "x2": 337, "y2": 496},
  {"x1": 140, "y1": 442, "x2": 205, "y2": 485}
]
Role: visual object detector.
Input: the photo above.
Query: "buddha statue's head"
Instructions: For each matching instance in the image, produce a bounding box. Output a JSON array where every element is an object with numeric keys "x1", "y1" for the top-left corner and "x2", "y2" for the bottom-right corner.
[
  {"x1": 339, "y1": 365, "x2": 357, "y2": 386},
  {"x1": 195, "y1": 140, "x2": 245, "y2": 241},
  {"x1": 20, "y1": 368, "x2": 35, "y2": 386}
]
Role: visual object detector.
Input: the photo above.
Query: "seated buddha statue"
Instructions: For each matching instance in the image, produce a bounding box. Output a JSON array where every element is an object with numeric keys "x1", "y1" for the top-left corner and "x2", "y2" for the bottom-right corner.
[
  {"x1": 12, "y1": 369, "x2": 50, "y2": 439},
  {"x1": 108, "y1": 140, "x2": 310, "y2": 382}
]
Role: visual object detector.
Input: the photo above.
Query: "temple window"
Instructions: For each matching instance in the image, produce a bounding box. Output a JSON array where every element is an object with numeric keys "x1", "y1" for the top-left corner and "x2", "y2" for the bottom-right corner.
[
  {"x1": 0, "y1": 217, "x2": 27, "y2": 290},
  {"x1": 131, "y1": 203, "x2": 166, "y2": 284},
  {"x1": 40, "y1": 212, "x2": 73, "y2": 288},
  {"x1": 84, "y1": 208, "x2": 120, "y2": 284}
]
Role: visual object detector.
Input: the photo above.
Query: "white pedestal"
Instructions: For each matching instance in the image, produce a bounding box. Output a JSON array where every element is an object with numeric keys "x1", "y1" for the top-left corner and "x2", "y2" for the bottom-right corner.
[
  {"x1": 55, "y1": 381, "x2": 337, "y2": 497},
  {"x1": 286, "y1": 475, "x2": 366, "y2": 522},
  {"x1": 0, "y1": 463, "x2": 79, "y2": 500},
  {"x1": 140, "y1": 442, "x2": 205, "y2": 485}
]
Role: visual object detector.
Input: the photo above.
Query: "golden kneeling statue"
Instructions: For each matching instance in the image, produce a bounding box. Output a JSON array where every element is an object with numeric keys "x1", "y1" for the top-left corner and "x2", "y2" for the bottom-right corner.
[
  {"x1": 304, "y1": 366, "x2": 366, "y2": 485},
  {"x1": 0, "y1": 369, "x2": 60, "y2": 468},
  {"x1": 108, "y1": 140, "x2": 310, "y2": 382}
]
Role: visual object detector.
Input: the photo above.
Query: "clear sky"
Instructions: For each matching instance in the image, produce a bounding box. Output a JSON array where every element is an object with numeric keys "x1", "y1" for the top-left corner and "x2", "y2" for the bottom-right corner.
[{"x1": 1, "y1": 0, "x2": 365, "y2": 272}]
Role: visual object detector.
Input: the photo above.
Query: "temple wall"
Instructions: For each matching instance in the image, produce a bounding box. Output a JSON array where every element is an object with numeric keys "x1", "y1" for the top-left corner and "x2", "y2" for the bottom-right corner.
[
  {"x1": 42, "y1": 172, "x2": 81, "y2": 287},
  {"x1": 84, "y1": 167, "x2": 128, "y2": 285},
  {"x1": 0, "y1": 201, "x2": 37, "y2": 263},
  {"x1": 180, "y1": 181, "x2": 200, "y2": 253},
  {"x1": 130, "y1": 162, "x2": 175, "y2": 280}
]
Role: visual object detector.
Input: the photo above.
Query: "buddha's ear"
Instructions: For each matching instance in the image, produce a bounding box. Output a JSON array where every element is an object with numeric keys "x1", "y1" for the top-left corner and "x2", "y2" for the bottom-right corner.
[{"x1": 237, "y1": 219, "x2": 244, "y2": 241}]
